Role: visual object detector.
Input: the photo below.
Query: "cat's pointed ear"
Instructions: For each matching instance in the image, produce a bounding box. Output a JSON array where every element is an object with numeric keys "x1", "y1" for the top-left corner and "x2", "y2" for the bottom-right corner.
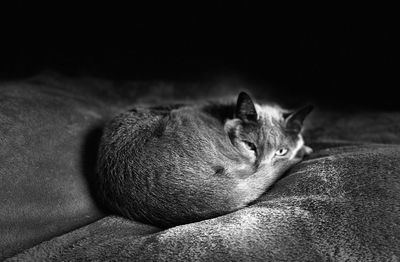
[
  {"x1": 284, "y1": 105, "x2": 313, "y2": 133},
  {"x1": 236, "y1": 92, "x2": 257, "y2": 122}
]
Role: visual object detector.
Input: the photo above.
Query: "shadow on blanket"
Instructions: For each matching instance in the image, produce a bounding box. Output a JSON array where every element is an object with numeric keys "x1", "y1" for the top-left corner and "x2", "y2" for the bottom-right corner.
[
  {"x1": 80, "y1": 124, "x2": 110, "y2": 213},
  {"x1": 2, "y1": 75, "x2": 400, "y2": 261}
]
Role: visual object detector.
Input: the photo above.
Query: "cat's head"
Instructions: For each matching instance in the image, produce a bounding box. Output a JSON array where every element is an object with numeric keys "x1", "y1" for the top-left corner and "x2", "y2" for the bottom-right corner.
[{"x1": 224, "y1": 92, "x2": 313, "y2": 171}]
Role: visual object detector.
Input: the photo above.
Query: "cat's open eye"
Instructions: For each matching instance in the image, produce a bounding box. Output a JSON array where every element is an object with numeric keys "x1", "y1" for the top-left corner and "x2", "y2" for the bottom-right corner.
[
  {"x1": 242, "y1": 140, "x2": 257, "y2": 153},
  {"x1": 275, "y1": 148, "x2": 288, "y2": 156}
]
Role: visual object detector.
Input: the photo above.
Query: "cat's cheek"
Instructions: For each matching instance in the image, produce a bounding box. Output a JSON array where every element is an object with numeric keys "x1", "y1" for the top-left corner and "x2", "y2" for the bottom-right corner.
[{"x1": 270, "y1": 157, "x2": 287, "y2": 167}]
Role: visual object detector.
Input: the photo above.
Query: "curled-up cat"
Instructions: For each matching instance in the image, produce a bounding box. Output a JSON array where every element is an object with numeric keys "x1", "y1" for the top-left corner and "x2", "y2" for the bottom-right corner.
[{"x1": 96, "y1": 92, "x2": 313, "y2": 227}]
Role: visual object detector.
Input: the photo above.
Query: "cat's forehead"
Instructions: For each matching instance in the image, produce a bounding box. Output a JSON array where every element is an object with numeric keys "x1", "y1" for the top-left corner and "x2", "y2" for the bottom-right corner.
[
  {"x1": 254, "y1": 104, "x2": 284, "y2": 126},
  {"x1": 254, "y1": 103, "x2": 300, "y2": 145}
]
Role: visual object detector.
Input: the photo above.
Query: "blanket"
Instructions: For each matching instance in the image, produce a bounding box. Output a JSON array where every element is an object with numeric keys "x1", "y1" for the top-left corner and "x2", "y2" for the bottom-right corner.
[{"x1": 1, "y1": 75, "x2": 400, "y2": 261}]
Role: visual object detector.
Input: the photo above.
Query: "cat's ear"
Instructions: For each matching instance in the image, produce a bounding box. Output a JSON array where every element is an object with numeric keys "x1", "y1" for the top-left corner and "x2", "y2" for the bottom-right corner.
[
  {"x1": 236, "y1": 92, "x2": 257, "y2": 122},
  {"x1": 284, "y1": 105, "x2": 313, "y2": 133}
]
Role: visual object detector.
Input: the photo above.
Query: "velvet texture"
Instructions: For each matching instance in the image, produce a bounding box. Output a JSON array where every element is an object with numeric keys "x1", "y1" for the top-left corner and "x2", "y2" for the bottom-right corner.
[{"x1": 2, "y1": 76, "x2": 400, "y2": 261}]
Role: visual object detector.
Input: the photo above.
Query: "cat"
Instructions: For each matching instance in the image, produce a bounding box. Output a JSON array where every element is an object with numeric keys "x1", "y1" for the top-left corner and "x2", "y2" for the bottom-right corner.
[{"x1": 96, "y1": 92, "x2": 313, "y2": 228}]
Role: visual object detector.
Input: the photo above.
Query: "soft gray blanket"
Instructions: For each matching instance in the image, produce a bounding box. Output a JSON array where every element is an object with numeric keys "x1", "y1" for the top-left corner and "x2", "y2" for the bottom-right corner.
[{"x1": 2, "y1": 75, "x2": 400, "y2": 261}]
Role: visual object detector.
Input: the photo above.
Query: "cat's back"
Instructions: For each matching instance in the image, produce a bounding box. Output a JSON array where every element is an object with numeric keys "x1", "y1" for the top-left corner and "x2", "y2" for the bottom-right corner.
[
  {"x1": 96, "y1": 103, "x2": 247, "y2": 226},
  {"x1": 98, "y1": 103, "x2": 239, "y2": 182}
]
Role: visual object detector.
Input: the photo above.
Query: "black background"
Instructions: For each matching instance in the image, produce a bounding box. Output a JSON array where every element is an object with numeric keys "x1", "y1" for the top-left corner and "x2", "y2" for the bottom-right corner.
[{"x1": 0, "y1": 3, "x2": 397, "y2": 109}]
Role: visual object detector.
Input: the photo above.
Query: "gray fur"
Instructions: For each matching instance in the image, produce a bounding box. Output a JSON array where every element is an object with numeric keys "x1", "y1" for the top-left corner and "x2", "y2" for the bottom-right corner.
[{"x1": 96, "y1": 92, "x2": 312, "y2": 227}]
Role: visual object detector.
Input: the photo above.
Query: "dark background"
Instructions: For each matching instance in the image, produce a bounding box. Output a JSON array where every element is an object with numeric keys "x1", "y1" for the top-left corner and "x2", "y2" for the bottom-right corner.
[{"x1": 0, "y1": 4, "x2": 397, "y2": 109}]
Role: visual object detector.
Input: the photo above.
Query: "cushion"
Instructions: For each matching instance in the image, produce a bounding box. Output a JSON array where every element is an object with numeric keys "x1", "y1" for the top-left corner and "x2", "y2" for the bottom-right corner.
[{"x1": 2, "y1": 75, "x2": 400, "y2": 261}]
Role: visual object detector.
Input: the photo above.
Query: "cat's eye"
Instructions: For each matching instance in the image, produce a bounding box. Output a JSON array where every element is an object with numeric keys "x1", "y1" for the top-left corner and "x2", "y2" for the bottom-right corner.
[
  {"x1": 275, "y1": 148, "x2": 288, "y2": 156},
  {"x1": 243, "y1": 140, "x2": 257, "y2": 153}
]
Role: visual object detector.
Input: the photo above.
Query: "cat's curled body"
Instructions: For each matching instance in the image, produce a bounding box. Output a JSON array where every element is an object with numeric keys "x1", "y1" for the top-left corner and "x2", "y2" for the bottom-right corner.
[{"x1": 97, "y1": 92, "x2": 313, "y2": 227}]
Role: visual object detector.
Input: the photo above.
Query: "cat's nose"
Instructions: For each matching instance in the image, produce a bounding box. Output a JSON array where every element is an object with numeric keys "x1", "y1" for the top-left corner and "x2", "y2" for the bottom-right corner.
[
  {"x1": 303, "y1": 146, "x2": 313, "y2": 155},
  {"x1": 295, "y1": 146, "x2": 313, "y2": 159}
]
